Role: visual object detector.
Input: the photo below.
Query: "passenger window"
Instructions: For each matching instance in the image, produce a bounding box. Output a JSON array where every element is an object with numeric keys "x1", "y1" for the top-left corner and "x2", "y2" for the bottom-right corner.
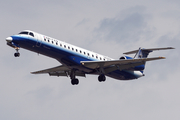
[
  {"x1": 72, "y1": 48, "x2": 74, "y2": 51},
  {"x1": 92, "y1": 55, "x2": 94, "y2": 57},
  {"x1": 60, "y1": 44, "x2": 62, "y2": 46},
  {"x1": 76, "y1": 49, "x2": 78, "y2": 52},
  {"x1": 52, "y1": 41, "x2": 54, "y2": 44},
  {"x1": 64, "y1": 45, "x2": 66, "y2": 48},
  {"x1": 68, "y1": 46, "x2": 70, "y2": 49},
  {"x1": 29, "y1": 32, "x2": 34, "y2": 37},
  {"x1": 84, "y1": 52, "x2": 86, "y2": 55},
  {"x1": 56, "y1": 42, "x2": 58, "y2": 45},
  {"x1": 80, "y1": 50, "x2": 82, "y2": 53},
  {"x1": 87, "y1": 53, "x2": 89, "y2": 56}
]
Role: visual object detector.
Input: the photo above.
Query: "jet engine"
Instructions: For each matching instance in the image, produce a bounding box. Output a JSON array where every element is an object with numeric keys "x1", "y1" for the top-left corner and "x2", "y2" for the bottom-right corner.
[
  {"x1": 119, "y1": 56, "x2": 145, "y2": 71},
  {"x1": 119, "y1": 56, "x2": 133, "y2": 60}
]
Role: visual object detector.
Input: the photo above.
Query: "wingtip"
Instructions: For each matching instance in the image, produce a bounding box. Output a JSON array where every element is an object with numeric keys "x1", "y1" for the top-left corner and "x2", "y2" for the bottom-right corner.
[
  {"x1": 160, "y1": 57, "x2": 166, "y2": 59},
  {"x1": 168, "y1": 47, "x2": 175, "y2": 49},
  {"x1": 31, "y1": 72, "x2": 36, "y2": 74}
]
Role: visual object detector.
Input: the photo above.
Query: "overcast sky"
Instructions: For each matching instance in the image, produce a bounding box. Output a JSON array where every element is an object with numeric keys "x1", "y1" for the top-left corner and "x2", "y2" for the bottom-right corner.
[{"x1": 0, "y1": 0, "x2": 180, "y2": 120}]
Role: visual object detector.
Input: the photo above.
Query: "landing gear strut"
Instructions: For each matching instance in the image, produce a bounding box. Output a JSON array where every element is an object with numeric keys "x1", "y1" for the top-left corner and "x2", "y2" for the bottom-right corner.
[
  {"x1": 14, "y1": 48, "x2": 20, "y2": 57},
  {"x1": 70, "y1": 69, "x2": 79, "y2": 85},
  {"x1": 98, "y1": 74, "x2": 106, "y2": 82}
]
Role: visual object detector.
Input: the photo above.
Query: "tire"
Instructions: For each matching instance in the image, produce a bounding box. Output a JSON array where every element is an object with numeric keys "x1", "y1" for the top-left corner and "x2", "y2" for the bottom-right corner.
[
  {"x1": 98, "y1": 74, "x2": 106, "y2": 82},
  {"x1": 71, "y1": 79, "x2": 79, "y2": 85}
]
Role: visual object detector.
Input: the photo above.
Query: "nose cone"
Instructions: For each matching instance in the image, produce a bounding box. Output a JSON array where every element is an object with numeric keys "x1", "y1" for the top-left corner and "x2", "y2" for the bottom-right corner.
[{"x1": 6, "y1": 37, "x2": 13, "y2": 42}]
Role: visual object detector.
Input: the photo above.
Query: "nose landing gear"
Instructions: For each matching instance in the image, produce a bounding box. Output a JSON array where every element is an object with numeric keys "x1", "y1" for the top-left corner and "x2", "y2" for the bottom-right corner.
[
  {"x1": 14, "y1": 48, "x2": 20, "y2": 57},
  {"x1": 14, "y1": 52, "x2": 20, "y2": 57}
]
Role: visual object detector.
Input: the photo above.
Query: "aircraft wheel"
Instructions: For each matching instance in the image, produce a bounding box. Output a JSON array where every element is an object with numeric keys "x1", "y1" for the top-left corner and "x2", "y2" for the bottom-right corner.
[
  {"x1": 14, "y1": 53, "x2": 20, "y2": 57},
  {"x1": 71, "y1": 78, "x2": 79, "y2": 85},
  {"x1": 98, "y1": 74, "x2": 106, "y2": 82}
]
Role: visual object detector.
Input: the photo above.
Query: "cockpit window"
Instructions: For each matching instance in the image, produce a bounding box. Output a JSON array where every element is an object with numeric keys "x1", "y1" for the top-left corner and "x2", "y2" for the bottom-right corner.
[
  {"x1": 19, "y1": 31, "x2": 34, "y2": 37},
  {"x1": 19, "y1": 32, "x2": 29, "y2": 35},
  {"x1": 29, "y1": 32, "x2": 34, "y2": 37}
]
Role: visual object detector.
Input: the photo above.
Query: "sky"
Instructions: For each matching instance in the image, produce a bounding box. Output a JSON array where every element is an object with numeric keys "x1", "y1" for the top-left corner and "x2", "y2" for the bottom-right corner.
[{"x1": 0, "y1": 0, "x2": 180, "y2": 120}]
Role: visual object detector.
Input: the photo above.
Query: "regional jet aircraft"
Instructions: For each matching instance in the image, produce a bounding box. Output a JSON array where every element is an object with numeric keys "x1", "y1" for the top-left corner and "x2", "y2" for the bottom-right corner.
[{"x1": 6, "y1": 30, "x2": 174, "y2": 85}]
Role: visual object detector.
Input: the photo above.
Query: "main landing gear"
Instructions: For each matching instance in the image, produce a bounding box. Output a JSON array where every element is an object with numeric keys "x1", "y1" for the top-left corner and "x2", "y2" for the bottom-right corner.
[
  {"x1": 70, "y1": 74, "x2": 106, "y2": 85},
  {"x1": 70, "y1": 69, "x2": 79, "y2": 85},
  {"x1": 14, "y1": 48, "x2": 20, "y2": 57},
  {"x1": 98, "y1": 74, "x2": 106, "y2": 82},
  {"x1": 71, "y1": 79, "x2": 79, "y2": 85},
  {"x1": 97, "y1": 68, "x2": 106, "y2": 82}
]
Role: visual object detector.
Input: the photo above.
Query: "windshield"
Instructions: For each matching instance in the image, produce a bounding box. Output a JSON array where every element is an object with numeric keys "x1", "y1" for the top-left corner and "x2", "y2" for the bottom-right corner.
[
  {"x1": 19, "y1": 31, "x2": 29, "y2": 35},
  {"x1": 19, "y1": 31, "x2": 34, "y2": 37}
]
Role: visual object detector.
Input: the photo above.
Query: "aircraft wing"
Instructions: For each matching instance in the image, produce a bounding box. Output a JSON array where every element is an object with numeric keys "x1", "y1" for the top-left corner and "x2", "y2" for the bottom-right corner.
[
  {"x1": 81, "y1": 57, "x2": 165, "y2": 70},
  {"x1": 31, "y1": 57, "x2": 165, "y2": 77},
  {"x1": 31, "y1": 65, "x2": 85, "y2": 77}
]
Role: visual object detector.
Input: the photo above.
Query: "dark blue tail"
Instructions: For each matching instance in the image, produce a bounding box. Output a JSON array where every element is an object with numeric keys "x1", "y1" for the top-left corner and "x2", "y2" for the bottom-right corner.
[
  {"x1": 123, "y1": 47, "x2": 175, "y2": 72},
  {"x1": 134, "y1": 47, "x2": 152, "y2": 59}
]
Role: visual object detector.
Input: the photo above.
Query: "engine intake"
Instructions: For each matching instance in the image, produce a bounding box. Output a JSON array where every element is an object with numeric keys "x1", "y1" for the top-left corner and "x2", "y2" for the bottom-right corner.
[
  {"x1": 119, "y1": 56, "x2": 126, "y2": 59},
  {"x1": 119, "y1": 56, "x2": 133, "y2": 60}
]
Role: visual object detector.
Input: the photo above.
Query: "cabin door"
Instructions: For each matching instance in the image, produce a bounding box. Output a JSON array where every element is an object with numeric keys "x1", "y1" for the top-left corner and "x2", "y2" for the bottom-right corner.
[{"x1": 36, "y1": 34, "x2": 42, "y2": 47}]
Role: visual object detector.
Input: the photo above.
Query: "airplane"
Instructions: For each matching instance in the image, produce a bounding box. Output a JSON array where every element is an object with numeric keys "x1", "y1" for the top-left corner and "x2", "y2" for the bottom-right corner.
[{"x1": 6, "y1": 30, "x2": 174, "y2": 85}]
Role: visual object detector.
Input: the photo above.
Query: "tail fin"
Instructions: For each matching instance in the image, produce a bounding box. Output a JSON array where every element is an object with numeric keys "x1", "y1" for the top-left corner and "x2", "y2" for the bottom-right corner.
[
  {"x1": 123, "y1": 47, "x2": 174, "y2": 73},
  {"x1": 134, "y1": 47, "x2": 152, "y2": 59},
  {"x1": 124, "y1": 47, "x2": 175, "y2": 59}
]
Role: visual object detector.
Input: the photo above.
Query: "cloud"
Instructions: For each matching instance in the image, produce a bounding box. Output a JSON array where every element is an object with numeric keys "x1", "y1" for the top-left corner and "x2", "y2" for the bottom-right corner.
[{"x1": 94, "y1": 6, "x2": 154, "y2": 45}]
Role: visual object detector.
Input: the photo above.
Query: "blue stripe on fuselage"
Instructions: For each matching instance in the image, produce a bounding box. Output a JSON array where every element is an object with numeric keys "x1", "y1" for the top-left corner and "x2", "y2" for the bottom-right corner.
[{"x1": 11, "y1": 35, "x2": 98, "y2": 66}]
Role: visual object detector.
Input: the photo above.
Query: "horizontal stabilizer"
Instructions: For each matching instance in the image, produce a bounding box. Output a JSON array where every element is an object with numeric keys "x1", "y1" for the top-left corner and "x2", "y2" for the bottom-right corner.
[{"x1": 123, "y1": 47, "x2": 175, "y2": 55}]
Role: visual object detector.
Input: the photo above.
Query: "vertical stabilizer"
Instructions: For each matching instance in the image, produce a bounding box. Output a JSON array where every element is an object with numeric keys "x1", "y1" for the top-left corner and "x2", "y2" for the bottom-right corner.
[
  {"x1": 123, "y1": 47, "x2": 174, "y2": 73},
  {"x1": 134, "y1": 48, "x2": 152, "y2": 59}
]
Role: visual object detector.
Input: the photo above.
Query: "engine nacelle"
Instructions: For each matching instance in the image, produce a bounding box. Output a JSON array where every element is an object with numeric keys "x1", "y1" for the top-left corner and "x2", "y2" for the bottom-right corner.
[
  {"x1": 119, "y1": 56, "x2": 145, "y2": 70},
  {"x1": 119, "y1": 56, "x2": 133, "y2": 60}
]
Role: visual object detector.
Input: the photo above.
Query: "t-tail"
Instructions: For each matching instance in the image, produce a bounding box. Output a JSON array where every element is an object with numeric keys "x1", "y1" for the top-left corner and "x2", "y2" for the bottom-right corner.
[{"x1": 123, "y1": 47, "x2": 175, "y2": 72}]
